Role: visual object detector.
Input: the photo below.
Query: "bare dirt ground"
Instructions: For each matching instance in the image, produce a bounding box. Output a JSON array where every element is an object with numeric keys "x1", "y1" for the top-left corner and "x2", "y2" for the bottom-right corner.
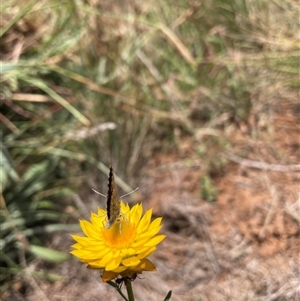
[{"x1": 3, "y1": 102, "x2": 299, "y2": 300}]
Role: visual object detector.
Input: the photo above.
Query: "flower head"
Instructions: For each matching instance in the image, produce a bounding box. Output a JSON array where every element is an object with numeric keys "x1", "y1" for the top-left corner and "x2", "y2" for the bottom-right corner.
[{"x1": 71, "y1": 201, "x2": 165, "y2": 282}]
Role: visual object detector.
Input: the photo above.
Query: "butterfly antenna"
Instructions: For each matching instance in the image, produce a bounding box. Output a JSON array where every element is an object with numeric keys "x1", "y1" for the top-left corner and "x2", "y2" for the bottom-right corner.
[
  {"x1": 120, "y1": 187, "x2": 139, "y2": 199},
  {"x1": 92, "y1": 188, "x2": 107, "y2": 198}
]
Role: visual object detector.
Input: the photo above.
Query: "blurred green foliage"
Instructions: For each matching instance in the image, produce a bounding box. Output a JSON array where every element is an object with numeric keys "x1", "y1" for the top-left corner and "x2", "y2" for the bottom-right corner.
[{"x1": 201, "y1": 174, "x2": 218, "y2": 203}]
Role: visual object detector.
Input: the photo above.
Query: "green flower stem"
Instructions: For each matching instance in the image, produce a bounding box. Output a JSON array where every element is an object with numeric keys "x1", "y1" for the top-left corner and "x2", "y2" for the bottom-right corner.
[
  {"x1": 107, "y1": 281, "x2": 128, "y2": 301},
  {"x1": 126, "y1": 280, "x2": 135, "y2": 301}
]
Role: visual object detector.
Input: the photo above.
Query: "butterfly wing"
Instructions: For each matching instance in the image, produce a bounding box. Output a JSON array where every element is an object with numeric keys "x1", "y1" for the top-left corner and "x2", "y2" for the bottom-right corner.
[{"x1": 106, "y1": 166, "x2": 120, "y2": 227}]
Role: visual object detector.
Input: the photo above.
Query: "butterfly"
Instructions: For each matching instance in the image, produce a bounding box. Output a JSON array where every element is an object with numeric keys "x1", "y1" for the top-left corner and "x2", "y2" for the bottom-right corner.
[
  {"x1": 92, "y1": 166, "x2": 139, "y2": 228},
  {"x1": 106, "y1": 166, "x2": 121, "y2": 228}
]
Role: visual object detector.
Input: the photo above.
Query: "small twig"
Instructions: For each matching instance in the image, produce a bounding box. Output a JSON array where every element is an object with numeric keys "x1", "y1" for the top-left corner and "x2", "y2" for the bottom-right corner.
[
  {"x1": 11, "y1": 38, "x2": 24, "y2": 61},
  {"x1": 12, "y1": 93, "x2": 54, "y2": 102},
  {"x1": 222, "y1": 152, "x2": 300, "y2": 172},
  {"x1": 63, "y1": 122, "x2": 117, "y2": 141},
  {"x1": 0, "y1": 112, "x2": 19, "y2": 133}
]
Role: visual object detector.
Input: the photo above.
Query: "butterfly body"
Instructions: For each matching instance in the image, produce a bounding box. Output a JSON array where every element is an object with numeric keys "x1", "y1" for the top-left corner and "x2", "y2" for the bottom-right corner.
[{"x1": 106, "y1": 166, "x2": 121, "y2": 228}]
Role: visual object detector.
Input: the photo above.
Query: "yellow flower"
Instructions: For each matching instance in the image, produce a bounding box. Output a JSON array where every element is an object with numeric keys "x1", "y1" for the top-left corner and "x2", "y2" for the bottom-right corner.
[{"x1": 71, "y1": 201, "x2": 166, "y2": 282}]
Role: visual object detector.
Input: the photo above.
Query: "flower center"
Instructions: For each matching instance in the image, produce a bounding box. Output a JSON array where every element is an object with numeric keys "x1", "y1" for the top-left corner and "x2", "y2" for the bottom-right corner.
[{"x1": 101, "y1": 218, "x2": 136, "y2": 249}]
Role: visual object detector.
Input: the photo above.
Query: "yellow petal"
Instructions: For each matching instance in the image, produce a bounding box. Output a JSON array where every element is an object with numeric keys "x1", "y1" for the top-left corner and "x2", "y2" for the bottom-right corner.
[
  {"x1": 129, "y1": 258, "x2": 156, "y2": 272},
  {"x1": 140, "y1": 258, "x2": 156, "y2": 271},
  {"x1": 150, "y1": 217, "x2": 162, "y2": 228},
  {"x1": 112, "y1": 265, "x2": 128, "y2": 273},
  {"x1": 70, "y1": 242, "x2": 82, "y2": 250},
  {"x1": 97, "y1": 208, "x2": 106, "y2": 216},
  {"x1": 120, "y1": 248, "x2": 136, "y2": 257},
  {"x1": 90, "y1": 212, "x2": 105, "y2": 230},
  {"x1": 130, "y1": 203, "x2": 143, "y2": 225},
  {"x1": 137, "y1": 209, "x2": 152, "y2": 233},
  {"x1": 143, "y1": 235, "x2": 166, "y2": 247},
  {"x1": 70, "y1": 249, "x2": 103, "y2": 260},
  {"x1": 137, "y1": 246, "x2": 156, "y2": 259},
  {"x1": 102, "y1": 270, "x2": 118, "y2": 282},
  {"x1": 71, "y1": 235, "x2": 104, "y2": 247},
  {"x1": 79, "y1": 220, "x2": 89, "y2": 237},
  {"x1": 80, "y1": 220, "x2": 99, "y2": 239},
  {"x1": 121, "y1": 256, "x2": 141, "y2": 267},
  {"x1": 98, "y1": 251, "x2": 113, "y2": 267},
  {"x1": 106, "y1": 256, "x2": 122, "y2": 271},
  {"x1": 87, "y1": 262, "x2": 105, "y2": 269},
  {"x1": 147, "y1": 224, "x2": 163, "y2": 236},
  {"x1": 120, "y1": 201, "x2": 130, "y2": 213},
  {"x1": 134, "y1": 245, "x2": 151, "y2": 254},
  {"x1": 131, "y1": 237, "x2": 149, "y2": 248}
]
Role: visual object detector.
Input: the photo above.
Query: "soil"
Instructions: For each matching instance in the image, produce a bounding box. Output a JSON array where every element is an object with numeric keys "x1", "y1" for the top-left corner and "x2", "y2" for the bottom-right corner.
[{"x1": 2, "y1": 102, "x2": 299, "y2": 300}]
